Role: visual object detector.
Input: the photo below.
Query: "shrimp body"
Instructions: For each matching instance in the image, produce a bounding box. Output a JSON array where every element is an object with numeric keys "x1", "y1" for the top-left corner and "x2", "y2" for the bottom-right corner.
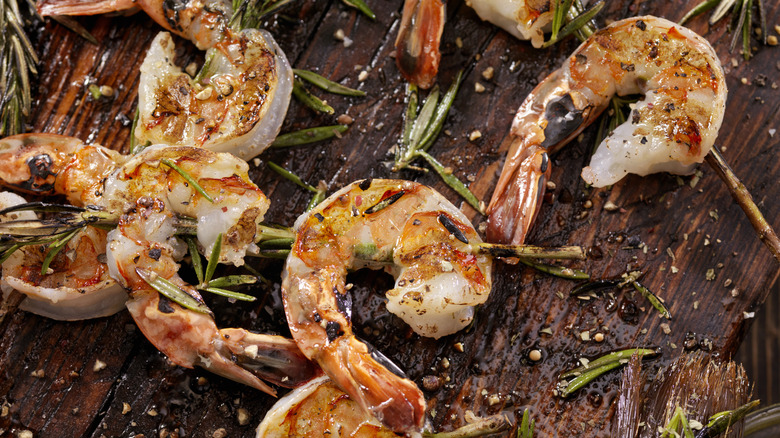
[
  {"x1": 487, "y1": 16, "x2": 726, "y2": 244},
  {"x1": 282, "y1": 179, "x2": 492, "y2": 432},
  {"x1": 136, "y1": 29, "x2": 292, "y2": 161}
]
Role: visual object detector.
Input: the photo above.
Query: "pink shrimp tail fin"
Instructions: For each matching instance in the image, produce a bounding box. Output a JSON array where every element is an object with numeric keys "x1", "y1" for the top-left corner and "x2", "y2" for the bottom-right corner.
[
  {"x1": 37, "y1": 0, "x2": 138, "y2": 16},
  {"x1": 395, "y1": 0, "x2": 445, "y2": 89},
  {"x1": 486, "y1": 140, "x2": 551, "y2": 245},
  {"x1": 219, "y1": 328, "x2": 323, "y2": 389},
  {"x1": 320, "y1": 337, "x2": 426, "y2": 433},
  {"x1": 126, "y1": 291, "x2": 319, "y2": 397}
]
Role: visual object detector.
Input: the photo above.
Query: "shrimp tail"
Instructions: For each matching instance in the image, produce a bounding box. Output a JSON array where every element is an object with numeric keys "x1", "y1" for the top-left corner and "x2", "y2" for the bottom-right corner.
[
  {"x1": 219, "y1": 328, "x2": 323, "y2": 389},
  {"x1": 486, "y1": 72, "x2": 604, "y2": 245},
  {"x1": 320, "y1": 337, "x2": 426, "y2": 433},
  {"x1": 486, "y1": 141, "x2": 550, "y2": 244},
  {"x1": 126, "y1": 291, "x2": 317, "y2": 397},
  {"x1": 37, "y1": 0, "x2": 139, "y2": 16},
  {"x1": 395, "y1": 0, "x2": 445, "y2": 89}
]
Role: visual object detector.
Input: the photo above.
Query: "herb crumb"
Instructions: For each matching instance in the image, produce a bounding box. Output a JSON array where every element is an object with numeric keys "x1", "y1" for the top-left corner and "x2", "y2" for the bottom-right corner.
[{"x1": 660, "y1": 323, "x2": 671, "y2": 335}]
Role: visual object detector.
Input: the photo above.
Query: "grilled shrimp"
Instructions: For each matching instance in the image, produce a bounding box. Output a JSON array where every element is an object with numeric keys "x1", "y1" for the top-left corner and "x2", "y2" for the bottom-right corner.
[
  {"x1": 0, "y1": 134, "x2": 320, "y2": 393},
  {"x1": 395, "y1": 0, "x2": 554, "y2": 87},
  {"x1": 487, "y1": 16, "x2": 726, "y2": 244},
  {"x1": 282, "y1": 179, "x2": 492, "y2": 433},
  {"x1": 102, "y1": 145, "x2": 318, "y2": 395},
  {"x1": 38, "y1": 0, "x2": 293, "y2": 161}
]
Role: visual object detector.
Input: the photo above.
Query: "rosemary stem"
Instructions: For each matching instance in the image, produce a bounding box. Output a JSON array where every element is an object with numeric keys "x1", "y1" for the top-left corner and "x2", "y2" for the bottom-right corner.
[
  {"x1": 705, "y1": 146, "x2": 780, "y2": 263},
  {"x1": 423, "y1": 414, "x2": 511, "y2": 438},
  {"x1": 477, "y1": 243, "x2": 585, "y2": 260}
]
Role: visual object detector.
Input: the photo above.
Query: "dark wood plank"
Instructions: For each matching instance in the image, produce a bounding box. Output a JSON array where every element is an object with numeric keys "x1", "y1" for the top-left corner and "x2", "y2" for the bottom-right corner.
[{"x1": 1, "y1": 0, "x2": 779, "y2": 436}]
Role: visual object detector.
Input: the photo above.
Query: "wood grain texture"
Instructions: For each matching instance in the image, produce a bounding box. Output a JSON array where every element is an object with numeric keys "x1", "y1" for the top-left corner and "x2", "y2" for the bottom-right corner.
[{"x1": 1, "y1": 0, "x2": 779, "y2": 436}]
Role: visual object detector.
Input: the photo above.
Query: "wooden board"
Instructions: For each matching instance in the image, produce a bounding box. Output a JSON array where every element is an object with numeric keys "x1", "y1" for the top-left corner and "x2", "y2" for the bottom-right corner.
[{"x1": 1, "y1": 0, "x2": 779, "y2": 436}]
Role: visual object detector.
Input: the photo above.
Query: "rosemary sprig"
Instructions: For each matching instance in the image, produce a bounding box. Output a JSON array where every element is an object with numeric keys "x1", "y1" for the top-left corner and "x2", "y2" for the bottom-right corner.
[
  {"x1": 161, "y1": 158, "x2": 215, "y2": 203},
  {"x1": 680, "y1": 0, "x2": 767, "y2": 60},
  {"x1": 679, "y1": 0, "x2": 721, "y2": 25},
  {"x1": 0, "y1": 203, "x2": 117, "y2": 264},
  {"x1": 137, "y1": 268, "x2": 213, "y2": 314},
  {"x1": 293, "y1": 69, "x2": 366, "y2": 97},
  {"x1": 39, "y1": 228, "x2": 80, "y2": 275},
  {"x1": 557, "y1": 348, "x2": 658, "y2": 397},
  {"x1": 417, "y1": 150, "x2": 484, "y2": 213},
  {"x1": 0, "y1": 0, "x2": 39, "y2": 136},
  {"x1": 186, "y1": 233, "x2": 257, "y2": 302},
  {"x1": 392, "y1": 71, "x2": 483, "y2": 212},
  {"x1": 267, "y1": 161, "x2": 327, "y2": 211},
  {"x1": 519, "y1": 259, "x2": 589, "y2": 280},
  {"x1": 422, "y1": 414, "x2": 511, "y2": 438},
  {"x1": 697, "y1": 400, "x2": 760, "y2": 438},
  {"x1": 339, "y1": 0, "x2": 376, "y2": 20},
  {"x1": 542, "y1": 0, "x2": 604, "y2": 48},
  {"x1": 518, "y1": 408, "x2": 535, "y2": 438},
  {"x1": 271, "y1": 125, "x2": 349, "y2": 148},
  {"x1": 292, "y1": 78, "x2": 335, "y2": 114},
  {"x1": 204, "y1": 233, "x2": 222, "y2": 284},
  {"x1": 230, "y1": 0, "x2": 294, "y2": 30}
]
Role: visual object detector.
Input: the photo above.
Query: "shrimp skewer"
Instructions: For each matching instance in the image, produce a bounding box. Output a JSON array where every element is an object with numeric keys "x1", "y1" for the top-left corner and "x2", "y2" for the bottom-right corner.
[
  {"x1": 487, "y1": 16, "x2": 727, "y2": 244},
  {"x1": 0, "y1": 134, "x2": 320, "y2": 394},
  {"x1": 37, "y1": 0, "x2": 293, "y2": 161},
  {"x1": 282, "y1": 179, "x2": 493, "y2": 433}
]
